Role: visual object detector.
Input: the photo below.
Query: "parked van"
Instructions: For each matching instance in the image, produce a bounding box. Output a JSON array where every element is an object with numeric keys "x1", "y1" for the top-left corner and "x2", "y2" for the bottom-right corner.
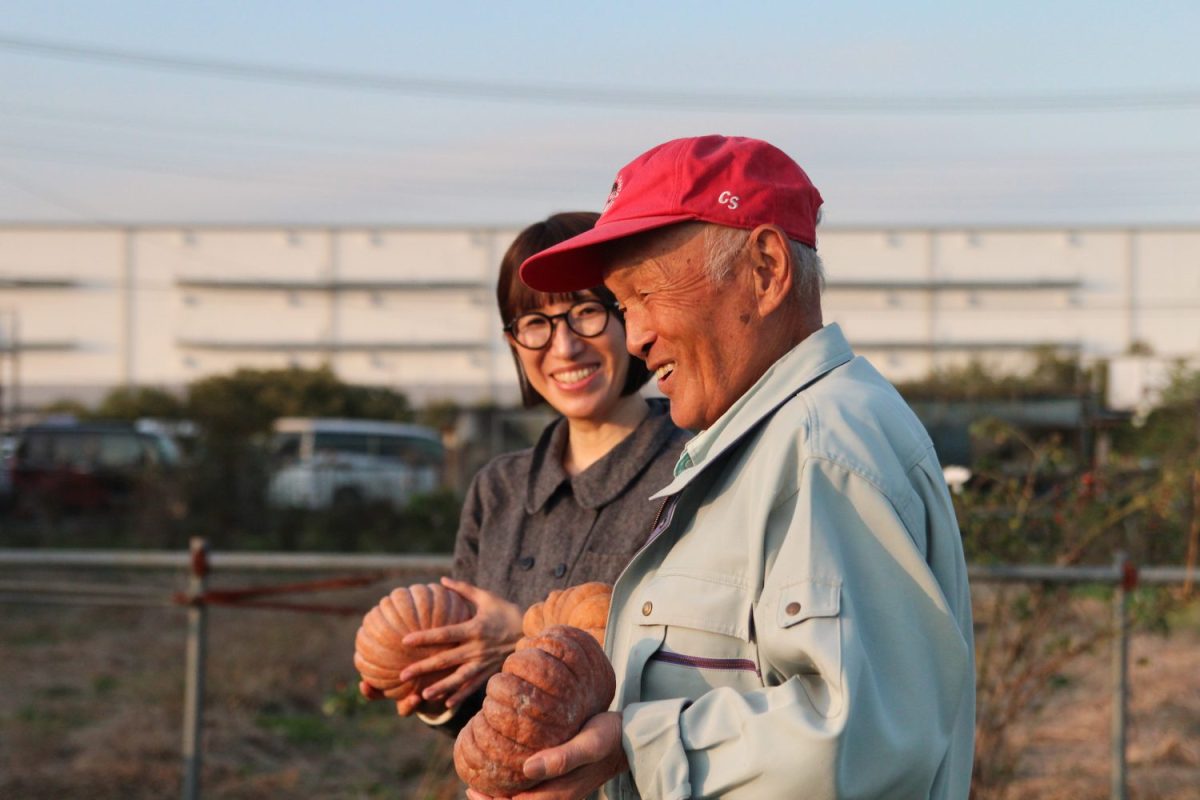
[
  {"x1": 266, "y1": 418, "x2": 444, "y2": 512},
  {"x1": 9, "y1": 420, "x2": 183, "y2": 513}
]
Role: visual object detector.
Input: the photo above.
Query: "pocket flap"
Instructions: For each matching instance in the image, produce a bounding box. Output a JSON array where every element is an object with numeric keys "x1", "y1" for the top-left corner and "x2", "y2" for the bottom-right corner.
[
  {"x1": 776, "y1": 579, "x2": 841, "y2": 628},
  {"x1": 636, "y1": 572, "x2": 751, "y2": 641}
]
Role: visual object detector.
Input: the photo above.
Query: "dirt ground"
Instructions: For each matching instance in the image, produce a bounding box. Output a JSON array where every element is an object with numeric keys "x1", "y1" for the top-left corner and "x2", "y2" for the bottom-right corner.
[
  {"x1": 999, "y1": 602, "x2": 1200, "y2": 800},
  {"x1": 1, "y1": 568, "x2": 1197, "y2": 799}
]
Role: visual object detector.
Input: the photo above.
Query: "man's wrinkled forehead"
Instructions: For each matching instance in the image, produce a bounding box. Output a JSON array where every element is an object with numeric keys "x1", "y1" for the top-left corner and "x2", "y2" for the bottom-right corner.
[{"x1": 600, "y1": 223, "x2": 705, "y2": 287}]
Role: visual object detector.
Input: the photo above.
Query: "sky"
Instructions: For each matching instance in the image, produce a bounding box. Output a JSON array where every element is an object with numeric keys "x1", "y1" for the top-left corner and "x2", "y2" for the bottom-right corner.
[{"x1": 1, "y1": 1, "x2": 1198, "y2": 227}]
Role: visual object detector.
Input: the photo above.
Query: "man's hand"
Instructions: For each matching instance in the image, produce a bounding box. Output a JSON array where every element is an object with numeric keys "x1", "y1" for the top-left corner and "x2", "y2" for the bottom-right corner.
[
  {"x1": 464, "y1": 712, "x2": 628, "y2": 800},
  {"x1": 397, "y1": 577, "x2": 524, "y2": 710}
]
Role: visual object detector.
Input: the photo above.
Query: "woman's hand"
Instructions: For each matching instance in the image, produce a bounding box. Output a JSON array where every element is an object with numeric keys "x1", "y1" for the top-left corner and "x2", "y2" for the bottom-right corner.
[
  {"x1": 357, "y1": 680, "x2": 430, "y2": 717},
  {"x1": 397, "y1": 576, "x2": 524, "y2": 711},
  {"x1": 464, "y1": 712, "x2": 628, "y2": 800}
]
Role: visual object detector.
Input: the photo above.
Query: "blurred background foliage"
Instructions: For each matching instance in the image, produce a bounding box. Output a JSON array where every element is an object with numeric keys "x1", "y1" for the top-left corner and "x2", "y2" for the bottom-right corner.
[{"x1": 5, "y1": 357, "x2": 1198, "y2": 570}]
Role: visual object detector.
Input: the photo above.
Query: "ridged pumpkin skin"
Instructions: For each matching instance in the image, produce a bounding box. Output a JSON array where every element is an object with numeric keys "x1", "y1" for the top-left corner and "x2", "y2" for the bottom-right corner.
[
  {"x1": 522, "y1": 582, "x2": 612, "y2": 646},
  {"x1": 453, "y1": 625, "x2": 616, "y2": 796},
  {"x1": 354, "y1": 583, "x2": 473, "y2": 699}
]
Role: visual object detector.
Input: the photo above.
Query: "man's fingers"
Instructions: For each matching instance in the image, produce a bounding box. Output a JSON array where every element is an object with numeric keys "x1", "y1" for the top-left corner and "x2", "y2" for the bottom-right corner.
[
  {"x1": 358, "y1": 680, "x2": 384, "y2": 700},
  {"x1": 523, "y1": 712, "x2": 624, "y2": 781},
  {"x1": 466, "y1": 789, "x2": 506, "y2": 800},
  {"x1": 522, "y1": 735, "x2": 582, "y2": 781}
]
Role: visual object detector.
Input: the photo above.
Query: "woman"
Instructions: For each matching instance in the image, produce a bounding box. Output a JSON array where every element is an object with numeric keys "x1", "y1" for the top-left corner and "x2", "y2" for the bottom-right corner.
[{"x1": 362, "y1": 212, "x2": 688, "y2": 728}]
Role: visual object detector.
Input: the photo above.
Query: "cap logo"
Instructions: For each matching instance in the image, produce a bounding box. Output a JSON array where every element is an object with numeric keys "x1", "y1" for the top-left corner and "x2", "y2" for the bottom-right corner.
[
  {"x1": 602, "y1": 175, "x2": 624, "y2": 215},
  {"x1": 717, "y1": 190, "x2": 739, "y2": 211}
]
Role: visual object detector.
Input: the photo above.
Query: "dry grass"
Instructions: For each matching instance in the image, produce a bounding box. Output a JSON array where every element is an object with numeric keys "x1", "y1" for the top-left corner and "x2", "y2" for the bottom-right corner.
[
  {"x1": 996, "y1": 601, "x2": 1200, "y2": 800},
  {"x1": 0, "y1": 569, "x2": 459, "y2": 799},
  {"x1": 1, "y1": 570, "x2": 1197, "y2": 798}
]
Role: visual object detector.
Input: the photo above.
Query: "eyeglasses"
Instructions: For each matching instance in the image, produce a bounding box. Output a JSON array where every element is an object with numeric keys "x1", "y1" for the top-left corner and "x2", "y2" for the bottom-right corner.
[{"x1": 504, "y1": 300, "x2": 618, "y2": 350}]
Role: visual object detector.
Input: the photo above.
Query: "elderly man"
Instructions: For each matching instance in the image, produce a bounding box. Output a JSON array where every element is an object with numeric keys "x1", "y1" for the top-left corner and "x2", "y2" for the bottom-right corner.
[{"x1": 488, "y1": 135, "x2": 974, "y2": 800}]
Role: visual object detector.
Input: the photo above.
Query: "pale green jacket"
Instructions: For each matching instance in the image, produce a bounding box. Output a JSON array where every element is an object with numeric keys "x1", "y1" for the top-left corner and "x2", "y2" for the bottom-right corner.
[{"x1": 602, "y1": 324, "x2": 975, "y2": 799}]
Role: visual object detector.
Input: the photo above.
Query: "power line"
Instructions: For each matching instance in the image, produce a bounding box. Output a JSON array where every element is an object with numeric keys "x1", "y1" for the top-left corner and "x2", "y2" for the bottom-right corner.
[
  {"x1": 0, "y1": 163, "x2": 106, "y2": 222},
  {"x1": 2, "y1": 32, "x2": 1200, "y2": 114},
  {"x1": 0, "y1": 100, "x2": 443, "y2": 153}
]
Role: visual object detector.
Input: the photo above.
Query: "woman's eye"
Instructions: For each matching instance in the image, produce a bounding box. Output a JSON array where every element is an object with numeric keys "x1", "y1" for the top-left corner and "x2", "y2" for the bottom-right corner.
[{"x1": 520, "y1": 318, "x2": 548, "y2": 333}]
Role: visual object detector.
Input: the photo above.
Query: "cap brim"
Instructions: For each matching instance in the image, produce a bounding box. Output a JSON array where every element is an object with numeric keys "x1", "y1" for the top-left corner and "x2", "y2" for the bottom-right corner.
[{"x1": 519, "y1": 213, "x2": 698, "y2": 292}]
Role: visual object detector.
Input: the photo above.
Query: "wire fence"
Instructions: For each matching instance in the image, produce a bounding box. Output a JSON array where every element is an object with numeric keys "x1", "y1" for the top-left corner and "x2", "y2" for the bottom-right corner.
[{"x1": 0, "y1": 541, "x2": 1194, "y2": 800}]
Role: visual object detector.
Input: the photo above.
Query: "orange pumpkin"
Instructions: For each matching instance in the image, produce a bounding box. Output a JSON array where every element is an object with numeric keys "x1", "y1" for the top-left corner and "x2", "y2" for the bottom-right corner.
[
  {"x1": 354, "y1": 583, "x2": 473, "y2": 699},
  {"x1": 522, "y1": 581, "x2": 612, "y2": 645},
  {"x1": 453, "y1": 625, "x2": 616, "y2": 795}
]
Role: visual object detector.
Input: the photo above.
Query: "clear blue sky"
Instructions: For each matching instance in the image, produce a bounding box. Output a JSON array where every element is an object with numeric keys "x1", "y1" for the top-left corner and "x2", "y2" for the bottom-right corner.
[{"x1": 1, "y1": 0, "x2": 1198, "y2": 226}]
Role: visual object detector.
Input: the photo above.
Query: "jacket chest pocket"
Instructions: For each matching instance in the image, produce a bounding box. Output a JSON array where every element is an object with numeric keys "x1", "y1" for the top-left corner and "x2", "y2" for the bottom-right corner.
[{"x1": 634, "y1": 573, "x2": 761, "y2": 698}]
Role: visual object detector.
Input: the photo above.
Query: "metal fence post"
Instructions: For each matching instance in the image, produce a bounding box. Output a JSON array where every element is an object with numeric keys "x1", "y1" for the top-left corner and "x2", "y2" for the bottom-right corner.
[
  {"x1": 1111, "y1": 552, "x2": 1136, "y2": 800},
  {"x1": 182, "y1": 537, "x2": 209, "y2": 800}
]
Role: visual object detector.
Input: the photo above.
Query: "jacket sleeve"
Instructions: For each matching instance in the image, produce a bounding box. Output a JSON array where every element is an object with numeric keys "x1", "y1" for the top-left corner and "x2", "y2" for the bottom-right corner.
[
  {"x1": 620, "y1": 457, "x2": 972, "y2": 799},
  {"x1": 450, "y1": 470, "x2": 486, "y2": 584}
]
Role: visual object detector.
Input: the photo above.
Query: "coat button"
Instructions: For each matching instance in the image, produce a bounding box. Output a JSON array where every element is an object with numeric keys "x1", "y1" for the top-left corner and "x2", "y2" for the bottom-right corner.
[
  {"x1": 518, "y1": 556, "x2": 535, "y2": 570},
  {"x1": 785, "y1": 601, "x2": 802, "y2": 616},
  {"x1": 641, "y1": 601, "x2": 653, "y2": 616},
  {"x1": 553, "y1": 563, "x2": 567, "y2": 578}
]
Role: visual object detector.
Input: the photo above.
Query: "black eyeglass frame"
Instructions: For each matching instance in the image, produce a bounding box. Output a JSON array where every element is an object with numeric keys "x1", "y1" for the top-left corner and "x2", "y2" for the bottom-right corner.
[{"x1": 503, "y1": 300, "x2": 621, "y2": 350}]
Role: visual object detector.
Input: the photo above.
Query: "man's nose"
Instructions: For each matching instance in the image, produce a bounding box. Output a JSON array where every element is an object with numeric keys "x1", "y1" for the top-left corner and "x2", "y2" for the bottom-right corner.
[{"x1": 623, "y1": 312, "x2": 654, "y2": 360}]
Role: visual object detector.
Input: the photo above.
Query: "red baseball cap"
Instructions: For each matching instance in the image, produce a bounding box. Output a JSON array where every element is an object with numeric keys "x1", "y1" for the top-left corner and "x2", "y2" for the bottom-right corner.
[{"x1": 519, "y1": 135, "x2": 823, "y2": 292}]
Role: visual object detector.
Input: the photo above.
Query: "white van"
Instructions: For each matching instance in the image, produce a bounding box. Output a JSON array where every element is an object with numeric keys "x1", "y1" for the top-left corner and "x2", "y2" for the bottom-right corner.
[{"x1": 266, "y1": 418, "x2": 444, "y2": 512}]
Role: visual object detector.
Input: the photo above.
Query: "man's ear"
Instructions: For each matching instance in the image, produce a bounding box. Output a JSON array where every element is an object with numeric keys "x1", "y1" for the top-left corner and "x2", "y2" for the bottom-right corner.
[{"x1": 746, "y1": 224, "x2": 793, "y2": 317}]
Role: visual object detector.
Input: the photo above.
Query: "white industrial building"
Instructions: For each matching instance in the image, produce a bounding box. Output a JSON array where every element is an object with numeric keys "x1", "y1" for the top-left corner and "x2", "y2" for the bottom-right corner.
[{"x1": 1, "y1": 223, "x2": 1198, "y2": 418}]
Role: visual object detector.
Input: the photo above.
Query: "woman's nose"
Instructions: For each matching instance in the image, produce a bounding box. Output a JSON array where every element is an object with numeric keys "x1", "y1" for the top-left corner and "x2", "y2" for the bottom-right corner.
[{"x1": 549, "y1": 317, "x2": 584, "y2": 356}]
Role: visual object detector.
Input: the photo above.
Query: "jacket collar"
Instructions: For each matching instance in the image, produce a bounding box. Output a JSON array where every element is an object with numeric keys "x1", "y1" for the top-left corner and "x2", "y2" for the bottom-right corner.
[
  {"x1": 525, "y1": 399, "x2": 680, "y2": 513},
  {"x1": 651, "y1": 323, "x2": 855, "y2": 499}
]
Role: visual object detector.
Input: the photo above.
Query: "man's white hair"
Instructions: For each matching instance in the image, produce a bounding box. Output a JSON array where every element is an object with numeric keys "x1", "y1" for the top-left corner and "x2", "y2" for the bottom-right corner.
[{"x1": 702, "y1": 224, "x2": 826, "y2": 302}]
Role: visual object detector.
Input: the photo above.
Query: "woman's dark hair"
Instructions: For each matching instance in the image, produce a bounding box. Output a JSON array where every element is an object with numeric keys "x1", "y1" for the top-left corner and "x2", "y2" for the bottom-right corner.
[{"x1": 496, "y1": 212, "x2": 652, "y2": 408}]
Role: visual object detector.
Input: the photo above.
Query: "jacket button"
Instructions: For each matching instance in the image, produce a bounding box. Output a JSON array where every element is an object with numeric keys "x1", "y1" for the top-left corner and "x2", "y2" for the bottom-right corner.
[
  {"x1": 785, "y1": 601, "x2": 802, "y2": 616},
  {"x1": 519, "y1": 556, "x2": 535, "y2": 570},
  {"x1": 641, "y1": 601, "x2": 653, "y2": 616},
  {"x1": 553, "y1": 563, "x2": 567, "y2": 578}
]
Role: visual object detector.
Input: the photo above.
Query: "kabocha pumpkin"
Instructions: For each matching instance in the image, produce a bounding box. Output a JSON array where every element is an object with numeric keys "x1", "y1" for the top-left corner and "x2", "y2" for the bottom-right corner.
[
  {"x1": 354, "y1": 583, "x2": 473, "y2": 699},
  {"x1": 454, "y1": 624, "x2": 616, "y2": 796},
  {"x1": 522, "y1": 581, "x2": 612, "y2": 645}
]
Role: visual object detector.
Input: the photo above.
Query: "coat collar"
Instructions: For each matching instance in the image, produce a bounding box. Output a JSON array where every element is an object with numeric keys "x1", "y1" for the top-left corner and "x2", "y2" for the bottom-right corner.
[
  {"x1": 650, "y1": 323, "x2": 855, "y2": 499},
  {"x1": 525, "y1": 399, "x2": 680, "y2": 513}
]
